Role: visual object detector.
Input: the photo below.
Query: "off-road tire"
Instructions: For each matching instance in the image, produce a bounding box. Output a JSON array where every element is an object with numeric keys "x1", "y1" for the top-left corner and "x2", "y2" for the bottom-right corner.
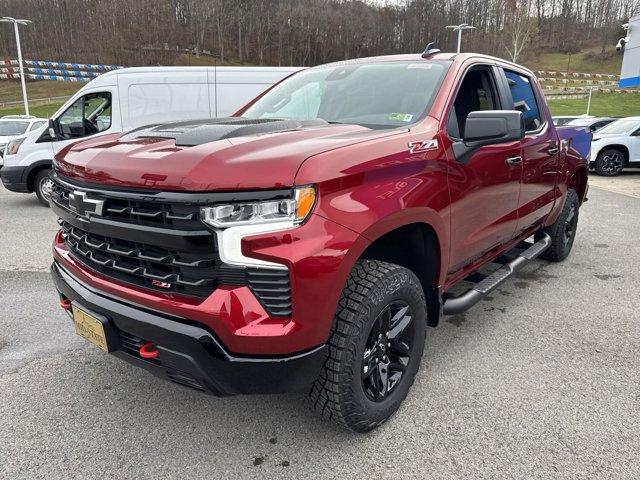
[
  {"x1": 539, "y1": 189, "x2": 579, "y2": 262},
  {"x1": 595, "y1": 148, "x2": 625, "y2": 176},
  {"x1": 34, "y1": 168, "x2": 53, "y2": 207},
  {"x1": 309, "y1": 260, "x2": 427, "y2": 432}
]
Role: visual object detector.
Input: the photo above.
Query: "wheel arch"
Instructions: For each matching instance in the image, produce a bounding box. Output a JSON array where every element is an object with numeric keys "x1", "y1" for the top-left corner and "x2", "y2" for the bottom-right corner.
[
  {"x1": 597, "y1": 144, "x2": 629, "y2": 164},
  {"x1": 357, "y1": 220, "x2": 444, "y2": 327},
  {"x1": 568, "y1": 166, "x2": 588, "y2": 204},
  {"x1": 25, "y1": 160, "x2": 53, "y2": 192}
]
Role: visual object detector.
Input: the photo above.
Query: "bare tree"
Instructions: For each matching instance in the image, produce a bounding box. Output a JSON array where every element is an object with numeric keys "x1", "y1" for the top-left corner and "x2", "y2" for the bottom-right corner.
[{"x1": 505, "y1": 1, "x2": 539, "y2": 63}]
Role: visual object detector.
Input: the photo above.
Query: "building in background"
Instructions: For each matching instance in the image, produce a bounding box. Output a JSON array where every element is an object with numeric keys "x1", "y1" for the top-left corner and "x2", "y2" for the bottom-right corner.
[{"x1": 619, "y1": 14, "x2": 640, "y2": 88}]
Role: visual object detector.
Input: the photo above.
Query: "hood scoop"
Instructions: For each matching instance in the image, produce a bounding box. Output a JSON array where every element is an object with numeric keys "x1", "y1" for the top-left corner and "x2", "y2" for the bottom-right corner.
[{"x1": 119, "y1": 117, "x2": 329, "y2": 147}]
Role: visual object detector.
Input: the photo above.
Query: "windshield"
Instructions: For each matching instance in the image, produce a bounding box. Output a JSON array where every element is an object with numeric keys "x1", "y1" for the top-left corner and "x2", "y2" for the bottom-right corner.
[
  {"x1": 241, "y1": 61, "x2": 449, "y2": 128},
  {"x1": 0, "y1": 121, "x2": 29, "y2": 136},
  {"x1": 597, "y1": 119, "x2": 640, "y2": 134}
]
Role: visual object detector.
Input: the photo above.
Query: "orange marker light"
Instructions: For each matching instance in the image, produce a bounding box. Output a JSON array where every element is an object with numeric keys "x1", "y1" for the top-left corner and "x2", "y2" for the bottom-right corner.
[{"x1": 295, "y1": 186, "x2": 316, "y2": 223}]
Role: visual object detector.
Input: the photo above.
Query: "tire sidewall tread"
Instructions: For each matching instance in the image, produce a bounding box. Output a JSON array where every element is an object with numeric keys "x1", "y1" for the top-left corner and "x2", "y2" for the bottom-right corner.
[{"x1": 309, "y1": 260, "x2": 427, "y2": 432}]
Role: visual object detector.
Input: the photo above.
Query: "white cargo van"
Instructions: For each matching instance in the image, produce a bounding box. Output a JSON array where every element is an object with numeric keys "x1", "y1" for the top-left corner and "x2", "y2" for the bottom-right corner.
[{"x1": 1, "y1": 66, "x2": 302, "y2": 205}]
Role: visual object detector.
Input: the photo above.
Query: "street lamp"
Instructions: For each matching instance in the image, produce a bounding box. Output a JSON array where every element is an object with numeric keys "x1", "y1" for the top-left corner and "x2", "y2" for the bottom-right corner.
[
  {"x1": 585, "y1": 85, "x2": 597, "y2": 116},
  {"x1": 1, "y1": 17, "x2": 32, "y2": 116},
  {"x1": 446, "y1": 23, "x2": 476, "y2": 54}
]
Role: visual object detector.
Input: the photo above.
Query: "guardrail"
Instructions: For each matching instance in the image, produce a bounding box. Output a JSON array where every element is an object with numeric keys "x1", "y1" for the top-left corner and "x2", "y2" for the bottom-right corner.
[
  {"x1": 0, "y1": 95, "x2": 70, "y2": 109},
  {"x1": 1, "y1": 59, "x2": 123, "y2": 82}
]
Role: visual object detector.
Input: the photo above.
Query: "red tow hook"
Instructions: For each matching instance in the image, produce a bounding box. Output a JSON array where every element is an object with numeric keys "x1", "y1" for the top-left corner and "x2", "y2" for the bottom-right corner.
[
  {"x1": 59, "y1": 298, "x2": 72, "y2": 311},
  {"x1": 139, "y1": 342, "x2": 159, "y2": 359}
]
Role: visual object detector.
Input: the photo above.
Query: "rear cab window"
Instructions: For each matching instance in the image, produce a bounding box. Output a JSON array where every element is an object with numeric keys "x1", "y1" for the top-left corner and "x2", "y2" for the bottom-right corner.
[{"x1": 503, "y1": 70, "x2": 542, "y2": 132}]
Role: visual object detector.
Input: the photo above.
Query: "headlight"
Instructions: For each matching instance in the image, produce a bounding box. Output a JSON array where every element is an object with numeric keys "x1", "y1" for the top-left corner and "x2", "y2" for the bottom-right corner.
[
  {"x1": 201, "y1": 185, "x2": 316, "y2": 228},
  {"x1": 5, "y1": 137, "x2": 25, "y2": 156}
]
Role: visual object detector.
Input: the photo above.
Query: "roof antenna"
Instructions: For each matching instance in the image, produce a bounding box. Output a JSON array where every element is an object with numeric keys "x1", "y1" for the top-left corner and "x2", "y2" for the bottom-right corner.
[{"x1": 422, "y1": 42, "x2": 441, "y2": 58}]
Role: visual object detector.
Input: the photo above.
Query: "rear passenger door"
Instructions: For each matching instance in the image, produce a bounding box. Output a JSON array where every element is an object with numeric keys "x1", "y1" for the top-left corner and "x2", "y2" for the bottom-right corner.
[{"x1": 500, "y1": 68, "x2": 560, "y2": 236}]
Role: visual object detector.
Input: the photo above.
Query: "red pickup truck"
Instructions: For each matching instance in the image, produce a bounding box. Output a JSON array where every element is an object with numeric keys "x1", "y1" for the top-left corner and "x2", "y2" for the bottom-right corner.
[{"x1": 50, "y1": 51, "x2": 590, "y2": 432}]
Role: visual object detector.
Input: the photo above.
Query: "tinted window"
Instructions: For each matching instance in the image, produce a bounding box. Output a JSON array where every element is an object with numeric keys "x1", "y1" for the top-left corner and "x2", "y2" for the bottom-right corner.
[
  {"x1": 448, "y1": 68, "x2": 500, "y2": 138},
  {"x1": 504, "y1": 70, "x2": 542, "y2": 132},
  {"x1": 242, "y1": 61, "x2": 448, "y2": 128}
]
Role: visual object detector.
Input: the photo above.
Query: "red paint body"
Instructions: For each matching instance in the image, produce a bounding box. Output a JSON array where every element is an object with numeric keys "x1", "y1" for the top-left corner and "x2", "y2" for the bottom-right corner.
[{"x1": 52, "y1": 53, "x2": 589, "y2": 356}]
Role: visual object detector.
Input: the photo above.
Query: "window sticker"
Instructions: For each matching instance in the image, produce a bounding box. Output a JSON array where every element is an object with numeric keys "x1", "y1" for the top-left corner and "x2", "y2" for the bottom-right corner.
[{"x1": 389, "y1": 113, "x2": 414, "y2": 122}]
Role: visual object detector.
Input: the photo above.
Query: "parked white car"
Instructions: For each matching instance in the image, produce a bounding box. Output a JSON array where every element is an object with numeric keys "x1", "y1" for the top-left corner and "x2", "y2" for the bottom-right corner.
[
  {"x1": 0, "y1": 66, "x2": 302, "y2": 205},
  {"x1": 0, "y1": 115, "x2": 47, "y2": 160},
  {"x1": 590, "y1": 116, "x2": 640, "y2": 176}
]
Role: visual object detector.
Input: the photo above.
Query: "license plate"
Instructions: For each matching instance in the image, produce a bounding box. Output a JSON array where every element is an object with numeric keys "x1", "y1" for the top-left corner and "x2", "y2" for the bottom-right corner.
[{"x1": 71, "y1": 305, "x2": 109, "y2": 352}]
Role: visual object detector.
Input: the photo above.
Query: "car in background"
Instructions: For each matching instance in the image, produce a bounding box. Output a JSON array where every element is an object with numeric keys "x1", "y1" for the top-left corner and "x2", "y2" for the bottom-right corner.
[
  {"x1": 565, "y1": 116, "x2": 616, "y2": 132},
  {"x1": 590, "y1": 116, "x2": 640, "y2": 175},
  {"x1": 552, "y1": 115, "x2": 591, "y2": 126},
  {"x1": 0, "y1": 115, "x2": 47, "y2": 163}
]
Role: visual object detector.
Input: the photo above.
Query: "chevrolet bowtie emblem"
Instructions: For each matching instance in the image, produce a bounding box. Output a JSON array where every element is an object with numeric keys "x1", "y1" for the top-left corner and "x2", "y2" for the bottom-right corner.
[{"x1": 68, "y1": 190, "x2": 105, "y2": 218}]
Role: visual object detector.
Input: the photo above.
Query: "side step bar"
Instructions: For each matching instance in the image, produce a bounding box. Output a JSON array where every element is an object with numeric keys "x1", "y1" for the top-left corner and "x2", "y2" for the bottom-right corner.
[{"x1": 442, "y1": 233, "x2": 551, "y2": 316}]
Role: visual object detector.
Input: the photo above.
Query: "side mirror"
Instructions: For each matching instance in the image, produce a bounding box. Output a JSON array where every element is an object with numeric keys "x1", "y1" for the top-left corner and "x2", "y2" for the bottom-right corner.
[
  {"x1": 463, "y1": 110, "x2": 524, "y2": 146},
  {"x1": 36, "y1": 119, "x2": 58, "y2": 143},
  {"x1": 48, "y1": 118, "x2": 58, "y2": 140}
]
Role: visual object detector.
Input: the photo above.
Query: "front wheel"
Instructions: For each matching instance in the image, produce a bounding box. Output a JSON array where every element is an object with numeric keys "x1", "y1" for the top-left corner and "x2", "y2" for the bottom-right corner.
[
  {"x1": 309, "y1": 260, "x2": 427, "y2": 432},
  {"x1": 34, "y1": 169, "x2": 53, "y2": 207}
]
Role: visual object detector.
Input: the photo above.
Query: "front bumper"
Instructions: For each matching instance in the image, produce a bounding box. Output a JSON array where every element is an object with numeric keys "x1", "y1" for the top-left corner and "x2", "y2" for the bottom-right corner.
[
  {"x1": 0, "y1": 165, "x2": 29, "y2": 192},
  {"x1": 52, "y1": 260, "x2": 327, "y2": 396}
]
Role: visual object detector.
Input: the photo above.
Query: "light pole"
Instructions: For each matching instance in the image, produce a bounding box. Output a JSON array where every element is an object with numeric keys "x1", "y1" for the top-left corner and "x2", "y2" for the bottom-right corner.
[
  {"x1": 586, "y1": 85, "x2": 596, "y2": 116},
  {"x1": 446, "y1": 23, "x2": 476, "y2": 53},
  {"x1": 1, "y1": 17, "x2": 32, "y2": 116}
]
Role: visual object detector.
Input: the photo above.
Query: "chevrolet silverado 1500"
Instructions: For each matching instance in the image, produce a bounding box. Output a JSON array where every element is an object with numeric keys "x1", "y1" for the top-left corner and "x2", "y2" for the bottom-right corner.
[{"x1": 49, "y1": 51, "x2": 591, "y2": 432}]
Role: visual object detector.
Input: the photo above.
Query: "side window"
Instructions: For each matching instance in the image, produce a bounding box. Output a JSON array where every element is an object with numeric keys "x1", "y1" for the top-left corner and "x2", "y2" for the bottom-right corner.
[
  {"x1": 448, "y1": 68, "x2": 500, "y2": 138},
  {"x1": 30, "y1": 121, "x2": 45, "y2": 131},
  {"x1": 504, "y1": 70, "x2": 542, "y2": 132},
  {"x1": 57, "y1": 92, "x2": 112, "y2": 140}
]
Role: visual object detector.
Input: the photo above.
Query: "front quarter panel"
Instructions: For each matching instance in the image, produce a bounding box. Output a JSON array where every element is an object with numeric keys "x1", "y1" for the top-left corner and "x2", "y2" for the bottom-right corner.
[{"x1": 295, "y1": 120, "x2": 450, "y2": 284}]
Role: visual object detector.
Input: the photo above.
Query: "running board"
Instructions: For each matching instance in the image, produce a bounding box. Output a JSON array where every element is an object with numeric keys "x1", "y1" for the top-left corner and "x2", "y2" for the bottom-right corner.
[{"x1": 442, "y1": 233, "x2": 552, "y2": 316}]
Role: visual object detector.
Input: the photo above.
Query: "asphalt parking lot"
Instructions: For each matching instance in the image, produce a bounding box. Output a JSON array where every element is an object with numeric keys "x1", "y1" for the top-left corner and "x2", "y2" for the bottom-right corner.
[{"x1": 1, "y1": 175, "x2": 639, "y2": 479}]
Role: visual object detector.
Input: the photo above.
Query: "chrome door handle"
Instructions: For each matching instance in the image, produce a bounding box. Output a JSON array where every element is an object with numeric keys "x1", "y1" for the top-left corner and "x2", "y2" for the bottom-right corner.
[
  {"x1": 548, "y1": 147, "x2": 559, "y2": 155},
  {"x1": 506, "y1": 155, "x2": 522, "y2": 166}
]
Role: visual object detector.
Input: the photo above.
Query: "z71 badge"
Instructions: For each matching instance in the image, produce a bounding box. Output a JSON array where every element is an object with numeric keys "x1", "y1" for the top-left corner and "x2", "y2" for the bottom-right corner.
[{"x1": 408, "y1": 139, "x2": 439, "y2": 154}]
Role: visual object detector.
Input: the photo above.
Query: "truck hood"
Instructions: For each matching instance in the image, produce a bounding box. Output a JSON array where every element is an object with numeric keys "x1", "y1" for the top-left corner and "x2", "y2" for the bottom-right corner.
[{"x1": 55, "y1": 118, "x2": 405, "y2": 191}]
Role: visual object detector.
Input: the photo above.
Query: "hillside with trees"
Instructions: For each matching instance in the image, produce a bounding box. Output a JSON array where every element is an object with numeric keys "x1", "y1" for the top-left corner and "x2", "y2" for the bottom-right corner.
[{"x1": 1, "y1": 0, "x2": 638, "y2": 69}]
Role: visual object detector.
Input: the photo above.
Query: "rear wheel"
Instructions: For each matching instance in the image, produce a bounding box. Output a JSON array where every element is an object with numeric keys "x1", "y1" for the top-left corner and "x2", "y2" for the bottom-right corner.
[
  {"x1": 309, "y1": 260, "x2": 427, "y2": 432},
  {"x1": 595, "y1": 148, "x2": 625, "y2": 176},
  {"x1": 539, "y1": 189, "x2": 579, "y2": 262},
  {"x1": 34, "y1": 169, "x2": 53, "y2": 207}
]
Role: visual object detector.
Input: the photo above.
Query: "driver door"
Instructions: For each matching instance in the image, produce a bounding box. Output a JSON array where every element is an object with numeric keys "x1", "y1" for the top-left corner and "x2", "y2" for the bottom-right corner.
[
  {"x1": 52, "y1": 91, "x2": 115, "y2": 157},
  {"x1": 445, "y1": 65, "x2": 523, "y2": 275}
]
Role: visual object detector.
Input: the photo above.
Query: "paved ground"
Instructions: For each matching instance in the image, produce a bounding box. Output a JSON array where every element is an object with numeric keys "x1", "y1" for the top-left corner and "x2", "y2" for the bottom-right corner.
[
  {"x1": 1, "y1": 178, "x2": 639, "y2": 480},
  {"x1": 589, "y1": 168, "x2": 640, "y2": 198}
]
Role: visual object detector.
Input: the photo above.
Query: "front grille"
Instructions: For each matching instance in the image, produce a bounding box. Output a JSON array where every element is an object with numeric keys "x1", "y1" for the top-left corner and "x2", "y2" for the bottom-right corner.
[
  {"x1": 60, "y1": 220, "x2": 220, "y2": 298},
  {"x1": 51, "y1": 176, "x2": 293, "y2": 316},
  {"x1": 51, "y1": 182, "x2": 204, "y2": 230}
]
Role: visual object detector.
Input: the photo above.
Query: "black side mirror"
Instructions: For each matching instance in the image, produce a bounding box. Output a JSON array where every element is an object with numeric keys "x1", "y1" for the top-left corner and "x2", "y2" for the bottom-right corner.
[
  {"x1": 463, "y1": 110, "x2": 525, "y2": 146},
  {"x1": 36, "y1": 118, "x2": 58, "y2": 143}
]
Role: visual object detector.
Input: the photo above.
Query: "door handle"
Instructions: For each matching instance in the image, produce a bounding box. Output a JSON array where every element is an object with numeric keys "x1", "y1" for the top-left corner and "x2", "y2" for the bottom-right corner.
[
  {"x1": 505, "y1": 155, "x2": 522, "y2": 166},
  {"x1": 548, "y1": 147, "x2": 559, "y2": 155}
]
